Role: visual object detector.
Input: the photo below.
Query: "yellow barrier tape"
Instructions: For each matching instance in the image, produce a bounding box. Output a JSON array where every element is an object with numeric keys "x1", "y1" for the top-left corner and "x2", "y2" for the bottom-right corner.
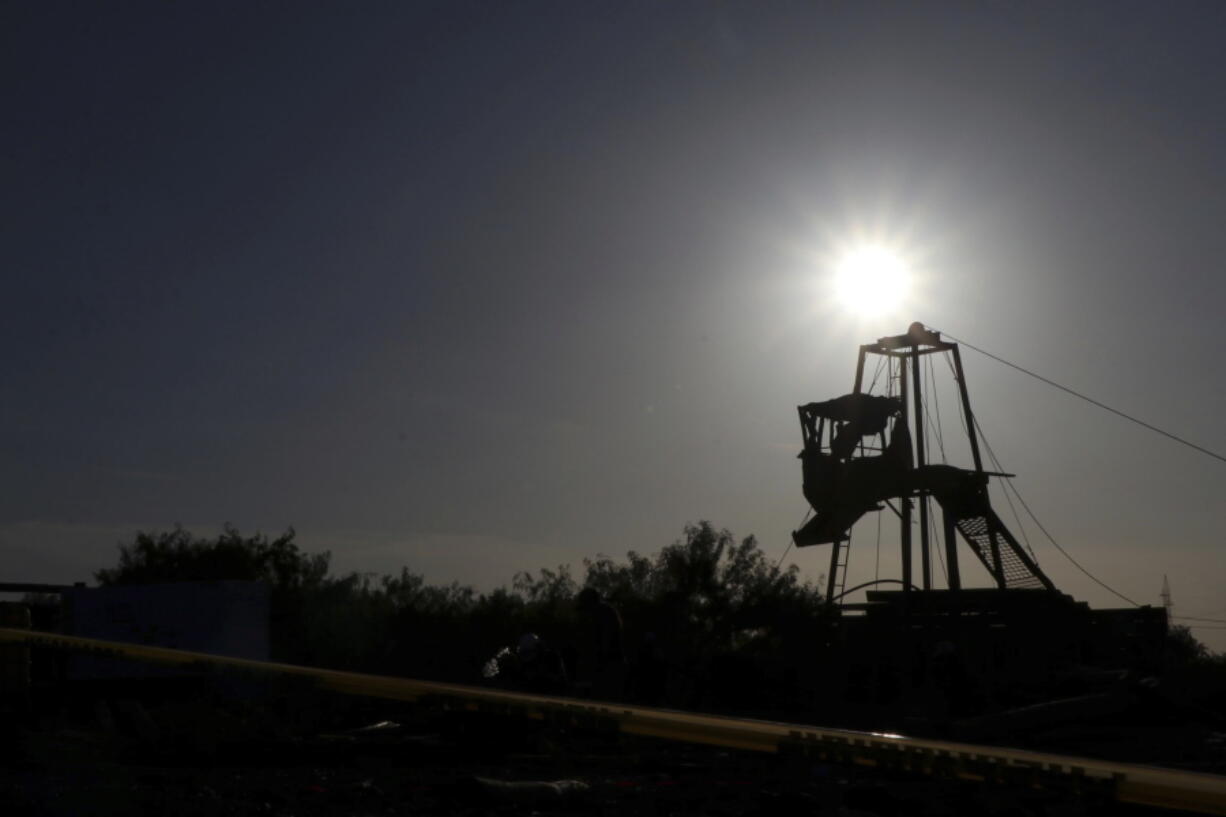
[{"x1": 2, "y1": 627, "x2": 1224, "y2": 814}]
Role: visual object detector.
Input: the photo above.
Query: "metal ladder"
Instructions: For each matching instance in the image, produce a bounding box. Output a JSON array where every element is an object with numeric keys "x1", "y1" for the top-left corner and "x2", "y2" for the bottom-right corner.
[{"x1": 832, "y1": 529, "x2": 852, "y2": 602}]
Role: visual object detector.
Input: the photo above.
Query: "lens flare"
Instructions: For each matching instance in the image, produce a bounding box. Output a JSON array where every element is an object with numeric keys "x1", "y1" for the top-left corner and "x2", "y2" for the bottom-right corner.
[{"x1": 832, "y1": 246, "x2": 910, "y2": 317}]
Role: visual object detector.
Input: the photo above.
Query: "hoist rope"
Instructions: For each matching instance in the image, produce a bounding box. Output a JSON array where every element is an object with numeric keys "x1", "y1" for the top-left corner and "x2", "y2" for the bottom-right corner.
[
  {"x1": 927, "y1": 334, "x2": 1142, "y2": 606},
  {"x1": 969, "y1": 412, "x2": 1040, "y2": 563},
  {"x1": 773, "y1": 507, "x2": 811, "y2": 571},
  {"x1": 970, "y1": 415, "x2": 1141, "y2": 607},
  {"x1": 943, "y1": 332, "x2": 1226, "y2": 467}
]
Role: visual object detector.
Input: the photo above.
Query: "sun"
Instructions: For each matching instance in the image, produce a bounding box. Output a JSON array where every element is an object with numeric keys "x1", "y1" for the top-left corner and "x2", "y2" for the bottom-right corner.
[{"x1": 832, "y1": 245, "x2": 911, "y2": 317}]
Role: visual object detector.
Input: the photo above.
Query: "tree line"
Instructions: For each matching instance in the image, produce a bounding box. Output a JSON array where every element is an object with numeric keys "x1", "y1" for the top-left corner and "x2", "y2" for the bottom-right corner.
[
  {"x1": 93, "y1": 522, "x2": 833, "y2": 715},
  {"x1": 87, "y1": 521, "x2": 1225, "y2": 720}
]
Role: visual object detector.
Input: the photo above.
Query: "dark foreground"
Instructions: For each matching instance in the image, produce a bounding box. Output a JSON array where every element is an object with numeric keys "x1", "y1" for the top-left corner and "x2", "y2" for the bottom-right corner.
[{"x1": 3, "y1": 695, "x2": 1219, "y2": 817}]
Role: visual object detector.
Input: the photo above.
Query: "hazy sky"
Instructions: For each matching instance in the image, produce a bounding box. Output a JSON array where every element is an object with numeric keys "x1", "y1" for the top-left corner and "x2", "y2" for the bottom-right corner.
[{"x1": 5, "y1": 3, "x2": 1225, "y2": 646}]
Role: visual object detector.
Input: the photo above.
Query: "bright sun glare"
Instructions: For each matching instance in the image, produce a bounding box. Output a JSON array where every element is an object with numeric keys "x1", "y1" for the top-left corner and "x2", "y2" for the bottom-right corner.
[{"x1": 833, "y1": 246, "x2": 910, "y2": 317}]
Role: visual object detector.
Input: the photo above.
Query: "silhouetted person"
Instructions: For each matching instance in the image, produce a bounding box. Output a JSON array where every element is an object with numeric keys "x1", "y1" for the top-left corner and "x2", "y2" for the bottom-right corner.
[
  {"x1": 830, "y1": 422, "x2": 860, "y2": 459},
  {"x1": 484, "y1": 633, "x2": 569, "y2": 695},
  {"x1": 575, "y1": 587, "x2": 625, "y2": 700},
  {"x1": 632, "y1": 631, "x2": 668, "y2": 706},
  {"x1": 514, "y1": 632, "x2": 569, "y2": 695},
  {"x1": 928, "y1": 639, "x2": 976, "y2": 718}
]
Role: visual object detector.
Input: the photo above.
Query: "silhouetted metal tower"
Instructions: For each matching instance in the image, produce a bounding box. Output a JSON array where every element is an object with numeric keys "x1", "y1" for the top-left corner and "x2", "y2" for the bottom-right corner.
[{"x1": 793, "y1": 322, "x2": 1055, "y2": 601}]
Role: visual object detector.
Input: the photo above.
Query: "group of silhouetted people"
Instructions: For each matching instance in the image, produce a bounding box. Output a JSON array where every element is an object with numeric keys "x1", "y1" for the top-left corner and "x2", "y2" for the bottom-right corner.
[{"x1": 485, "y1": 587, "x2": 670, "y2": 704}]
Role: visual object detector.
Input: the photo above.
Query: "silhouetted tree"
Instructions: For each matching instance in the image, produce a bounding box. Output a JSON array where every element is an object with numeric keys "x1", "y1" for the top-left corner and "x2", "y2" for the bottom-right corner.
[
  {"x1": 95, "y1": 525, "x2": 327, "y2": 590},
  {"x1": 580, "y1": 522, "x2": 830, "y2": 712},
  {"x1": 1166, "y1": 624, "x2": 1210, "y2": 665},
  {"x1": 92, "y1": 521, "x2": 833, "y2": 711},
  {"x1": 583, "y1": 522, "x2": 825, "y2": 647},
  {"x1": 96, "y1": 525, "x2": 344, "y2": 664}
]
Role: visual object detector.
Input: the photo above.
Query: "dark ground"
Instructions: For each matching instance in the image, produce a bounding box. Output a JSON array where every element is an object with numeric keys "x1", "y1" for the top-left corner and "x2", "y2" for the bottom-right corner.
[{"x1": 2, "y1": 687, "x2": 1220, "y2": 817}]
